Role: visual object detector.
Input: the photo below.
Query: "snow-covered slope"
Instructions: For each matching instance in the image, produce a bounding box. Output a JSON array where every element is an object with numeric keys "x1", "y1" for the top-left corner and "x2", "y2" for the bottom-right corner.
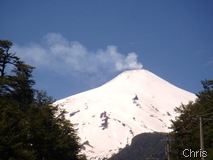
[{"x1": 55, "y1": 69, "x2": 197, "y2": 160}]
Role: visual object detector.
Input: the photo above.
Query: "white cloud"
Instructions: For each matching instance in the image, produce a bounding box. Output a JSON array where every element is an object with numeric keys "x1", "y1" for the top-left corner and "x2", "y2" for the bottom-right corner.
[{"x1": 12, "y1": 33, "x2": 143, "y2": 75}]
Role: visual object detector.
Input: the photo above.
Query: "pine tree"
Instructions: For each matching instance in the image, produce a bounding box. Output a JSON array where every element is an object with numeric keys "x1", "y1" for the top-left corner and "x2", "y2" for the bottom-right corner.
[{"x1": 0, "y1": 40, "x2": 87, "y2": 160}]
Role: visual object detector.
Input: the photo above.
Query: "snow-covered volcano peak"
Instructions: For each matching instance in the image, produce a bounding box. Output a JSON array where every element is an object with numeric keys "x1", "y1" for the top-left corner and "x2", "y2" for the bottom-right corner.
[
  {"x1": 55, "y1": 69, "x2": 197, "y2": 160},
  {"x1": 101, "y1": 69, "x2": 171, "y2": 91},
  {"x1": 104, "y1": 69, "x2": 148, "y2": 83},
  {"x1": 100, "y1": 69, "x2": 193, "y2": 104}
]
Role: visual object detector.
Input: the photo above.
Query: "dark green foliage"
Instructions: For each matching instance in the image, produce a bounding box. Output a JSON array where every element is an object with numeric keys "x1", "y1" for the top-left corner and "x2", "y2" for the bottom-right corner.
[
  {"x1": 25, "y1": 91, "x2": 82, "y2": 160},
  {"x1": 0, "y1": 92, "x2": 36, "y2": 160},
  {"x1": 0, "y1": 40, "x2": 86, "y2": 160},
  {"x1": 108, "y1": 132, "x2": 167, "y2": 160},
  {"x1": 170, "y1": 80, "x2": 213, "y2": 159}
]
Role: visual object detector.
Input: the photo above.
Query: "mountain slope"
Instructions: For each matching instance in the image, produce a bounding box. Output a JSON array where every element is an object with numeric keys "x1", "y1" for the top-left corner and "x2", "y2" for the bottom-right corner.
[
  {"x1": 108, "y1": 132, "x2": 167, "y2": 160},
  {"x1": 55, "y1": 69, "x2": 197, "y2": 159}
]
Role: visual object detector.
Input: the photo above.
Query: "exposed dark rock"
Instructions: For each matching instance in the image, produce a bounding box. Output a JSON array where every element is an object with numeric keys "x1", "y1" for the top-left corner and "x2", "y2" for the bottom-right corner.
[
  {"x1": 132, "y1": 94, "x2": 139, "y2": 101},
  {"x1": 81, "y1": 140, "x2": 94, "y2": 150},
  {"x1": 167, "y1": 112, "x2": 171, "y2": 116},
  {"x1": 100, "y1": 111, "x2": 109, "y2": 130},
  {"x1": 69, "y1": 110, "x2": 80, "y2": 117}
]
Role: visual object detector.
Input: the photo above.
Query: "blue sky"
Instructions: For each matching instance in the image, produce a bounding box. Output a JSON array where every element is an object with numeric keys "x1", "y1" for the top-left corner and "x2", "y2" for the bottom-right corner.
[{"x1": 1, "y1": 0, "x2": 212, "y2": 100}]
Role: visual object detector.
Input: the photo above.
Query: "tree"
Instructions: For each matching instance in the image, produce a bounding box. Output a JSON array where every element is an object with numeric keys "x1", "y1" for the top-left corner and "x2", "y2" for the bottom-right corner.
[
  {"x1": 0, "y1": 40, "x2": 87, "y2": 160},
  {"x1": 170, "y1": 80, "x2": 213, "y2": 159},
  {"x1": 0, "y1": 40, "x2": 35, "y2": 107},
  {"x1": 0, "y1": 40, "x2": 17, "y2": 77}
]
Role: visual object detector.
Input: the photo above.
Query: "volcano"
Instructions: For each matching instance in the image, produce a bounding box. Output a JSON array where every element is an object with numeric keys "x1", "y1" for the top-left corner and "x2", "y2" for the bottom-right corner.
[{"x1": 55, "y1": 69, "x2": 196, "y2": 159}]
